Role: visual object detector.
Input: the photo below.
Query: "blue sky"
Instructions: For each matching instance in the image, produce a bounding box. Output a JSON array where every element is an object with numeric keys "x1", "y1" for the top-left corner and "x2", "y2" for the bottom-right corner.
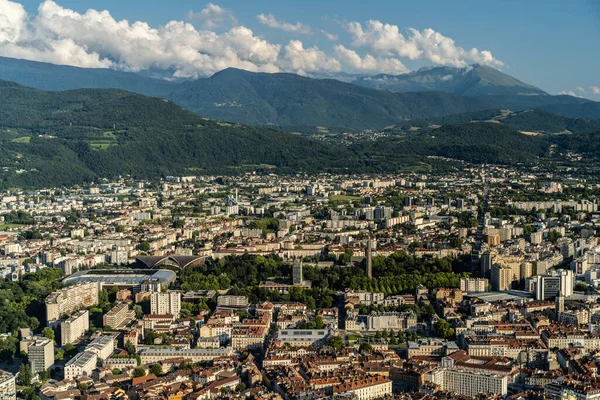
[{"x1": 7, "y1": 0, "x2": 600, "y2": 98}]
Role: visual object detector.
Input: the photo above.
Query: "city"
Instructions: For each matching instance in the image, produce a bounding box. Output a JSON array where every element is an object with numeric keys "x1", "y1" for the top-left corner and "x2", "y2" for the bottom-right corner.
[{"x1": 0, "y1": 165, "x2": 598, "y2": 400}]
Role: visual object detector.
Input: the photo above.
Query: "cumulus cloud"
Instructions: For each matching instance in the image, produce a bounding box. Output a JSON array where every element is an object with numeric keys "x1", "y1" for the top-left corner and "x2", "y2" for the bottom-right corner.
[
  {"x1": 333, "y1": 45, "x2": 408, "y2": 74},
  {"x1": 257, "y1": 13, "x2": 312, "y2": 34},
  {"x1": 186, "y1": 3, "x2": 237, "y2": 29},
  {"x1": 592, "y1": 87, "x2": 600, "y2": 95},
  {"x1": 576, "y1": 86, "x2": 586, "y2": 93},
  {"x1": 346, "y1": 20, "x2": 503, "y2": 68},
  {"x1": 282, "y1": 40, "x2": 340, "y2": 75},
  {"x1": 320, "y1": 30, "x2": 338, "y2": 41},
  {"x1": 0, "y1": 1, "x2": 506, "y2": 78}
]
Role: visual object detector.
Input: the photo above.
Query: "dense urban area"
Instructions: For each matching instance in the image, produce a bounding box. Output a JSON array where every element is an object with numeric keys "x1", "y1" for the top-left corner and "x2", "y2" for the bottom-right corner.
[{"x1": 0, "y1": 166, "x2": 597, "y2": 400}]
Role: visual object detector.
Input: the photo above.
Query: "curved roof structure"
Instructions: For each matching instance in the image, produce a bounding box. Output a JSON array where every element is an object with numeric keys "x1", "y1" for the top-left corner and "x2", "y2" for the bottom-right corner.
[
  {"x1": 135, "y1": 254, "x2": 204, "y2": 270},
  {"x1": 62, "y1": 269, "x2": 177, "y2": 287}
]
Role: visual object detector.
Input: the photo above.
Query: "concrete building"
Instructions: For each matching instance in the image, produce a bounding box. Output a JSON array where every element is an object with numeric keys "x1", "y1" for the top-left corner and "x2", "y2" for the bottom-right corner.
[
  {"x1": 85, "y1": 335, "x2": 115, "y2": 360},
  {"x1": 292, "y1": 259, "x2": 303, "y2": 286},
  {"x1": 64, "y1": 351, "x2": 97, "y2": 380},
  {"x1": 60, "y1": 310, "x2": 89, "y2": 346},
  {"x1": 217, "y1": 295, "x2": 248, "y2": 309},
  {"x1": 276, "y1": 329, "x2": 330, "y2": 347},
  {"x1": 103, "y1": 303, "x2": 135, "y2": 329},
  {"x1": 139, "y1": 348, "x2": 233, "y2": 364},
  {"x1": 460, "y1": 278, "x2": 489, "y2": 293},
  {"x1": 534, "y1": 270, "x2": 574, "y2": 300},
  {"x1": 45, "y1": 283, "x2": 99, "y2": 323},
  {"x1": 367, "y1": 312, "x2": 417, "y2": 331},
  {"x1": 28, "y1": 338, "x2": 54, "y2": 374},
  {"x1": 0, "y1": 371, "x2": 15, "y2": 400},
  {"x1": 427, "y1": 367, "x2": 508, "y2": 397},
  {"x1": 150, "y1": 292, "x2": 181, "y2": 317},
  {"x1": 491, "y1": 265, "x2": 512, "y2": 291}
]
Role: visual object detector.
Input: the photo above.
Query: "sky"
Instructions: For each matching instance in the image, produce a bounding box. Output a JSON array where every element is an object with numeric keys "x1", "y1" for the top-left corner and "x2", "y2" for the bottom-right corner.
[{"x1": 2, "y1": 0, "x2": 600, "y2": 99}]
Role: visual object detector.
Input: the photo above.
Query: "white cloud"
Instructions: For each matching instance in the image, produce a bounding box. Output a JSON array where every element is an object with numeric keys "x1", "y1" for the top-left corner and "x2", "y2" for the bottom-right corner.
[
  {"x1": 257, "y1": 13, "x2": 312, "y2": 34},
  {"x1": 282, "y1": 40, "x2": 340, "y2": 75},
  {"x1": 346, "y1": 20, "x2": 503, "y2": 68},
  {"x1": 320, "y1": 30, "x2": 338, "y2": 41},
  {"x1": 557, "y1": 90, "x2": 586, "y2": 98},
  {"x1": 333, "y1": 45, "x2": 408, "y2": 74},
  {"x1": 186, "y1": 3, "x2": 237, "y2": 29},
  {"x1": 592, "y1": 87, "x2": 600, "y2": 95},
  {"x1": 576, "y1": 86, "x2": 586, "y2": 93},
  {"x1": 0, "y1": 1, "x2": 507, "y2": 79}
]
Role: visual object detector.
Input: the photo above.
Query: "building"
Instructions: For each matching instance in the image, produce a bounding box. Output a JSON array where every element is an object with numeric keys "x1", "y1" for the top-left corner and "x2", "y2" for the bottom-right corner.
[
  {"x1": 64, "y1": 351, "x2": 97, "y2": 380},
  {"x1": 407, "y1": 338, "x2": 459, "y2": 358},
  {"x1": 534, "y1": 270, "x2": 574, "y2": 300},
  {"x1": 60, "y1": 310, "x2": 89, "y2": 346},
  {"x1": 0, "y1": 371, "x2": 15, "y2": 400},
  {"x1": 139, "y1": 348, "x2": 233, "y2": 364},
  {"x1": 85, "y1": 335, "x2": 115, "y2": 360},
  {"x1": 426, "y1": 367, "x2": 508, "y2": 397},
  {"x1": 150, "y1": 292, "x2": 181, "y2": 317},
  {"x1": 460, "y1": 278, "x2": 489, "y2": 293},
  {"x1": 276, "y1": 329, "x2": 330, "y2": 347},
  {"x1": 491, "y1": 265, "x2": 512, "y2": 291},
  {"x1": 231, "y1": 326, "x2": 267, "y2": 351},
  {"x1": 62, "y1": 269, "x2": 176, "y2": 293},
  {"x1": 333, "y1": 375, "x2": 392, "y2": 400},
  {"x1": 366, "y1": 236, "x2": 373, "y2": 279},
  {"x1": 45, "y1": 283, "x2": 99, "y2": 322},
  {"x1": 292, "y1": 259, "x2": 303, "y2": 286},
  {"x1": 367, "y1": 312, "x2": 417, "y2": 331},
  {"x1": 28, "y1": 338, "x2": 54, "y2": 374},
  {"x1": 103, "y1": 303, "x2": 136, "y2": 329},
  {"x1": 217, "y1": 295, "x2": 248, "y2": 310}
]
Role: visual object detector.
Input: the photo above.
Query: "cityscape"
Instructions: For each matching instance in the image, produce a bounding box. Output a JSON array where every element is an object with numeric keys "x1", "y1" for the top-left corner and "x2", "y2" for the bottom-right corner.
[{"x1": 0, "y1": 1, "x2": 599, "y2": 399}]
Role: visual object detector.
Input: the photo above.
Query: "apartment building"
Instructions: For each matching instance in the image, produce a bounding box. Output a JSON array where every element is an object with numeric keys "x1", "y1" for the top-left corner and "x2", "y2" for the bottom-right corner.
[
  {"x1": 216, "y1": 295, "x2": 248, "y2": 309},
  {"x1": 150, "y1": 292, "x2": 181, "y2": 317},
  {"x1": 407, "y1": 338, "x2": 459, "y2": 358},
  {"x1": 103, "y1": 303, "x2": 135, "y2": 328},
  {"x1": 85, "y1": 335, "x2": 115, "y2": 360},
  {"x1": 460, "y1": 278, "x2": 489, "y2": 293},
  {"x1": 28, "y1": 338, "x2": 54, "y2": 374},
  {"x1": 45, "y1": 283, "x2": 99, "y2": 322},
  {"x1": 60, "y1": 310, "x2": 89, "y2": 346},
  {"x1": 276, "y1": 329, "x2": 329, "y2": 347},
  {"x1": 64, "y1": 351, "x2": 97, "y2": 380},
  {"x1": 231, "y1": 326, "x2": 267, "y2": 351},
  {"x1": 427, "y1": 367, "x2": 508, "y2": 397},
  {"x1": 0, "y1": 371, "x2": 15, "y2": 400},
  {"x1": 333, "y1": 376, "x2": 392, "y2": 400},
  {"x1": 139, "y1": 348, "x2": 233, "y2": 364}
]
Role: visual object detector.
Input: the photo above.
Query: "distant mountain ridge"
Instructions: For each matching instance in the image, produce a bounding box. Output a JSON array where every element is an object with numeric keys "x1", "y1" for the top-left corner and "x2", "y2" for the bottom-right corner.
[
  {"x1": 1, "y1": 56, "x2": 600, "y2": 125},
  {"x1": 352, "y1": 64, "x2": 548, "y2": 96}
]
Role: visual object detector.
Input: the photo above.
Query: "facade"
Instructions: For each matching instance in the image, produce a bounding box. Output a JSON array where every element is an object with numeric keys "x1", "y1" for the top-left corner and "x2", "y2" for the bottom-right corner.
[
  {"x1": 217, "y1": 295, "x2": 248, "y2": 309},
  {"x1": 139, "y1": 348, "x2": 233, "y2": 364},
  {"x1": 60, "y1": 310, "x2": 89, "y2": 346},
  {"x1": 491, "y1": 265, "x2": 512, "y2": 291},
  {"x1": 85, "y1": 335, "x2": 115, "y2": 360},
  {"x1": 333, "y1": 376, "x2": 392, "y2": 400},
  {"x1": 427, "y1": 367, "x2": 509, "y2": 397},
  {"x1": 276, "y1": 329, "x2": 329, "y2": 347},
  {"x1": 0, "y1": 371, "x2": 15, "y2": 400},
  {"x1": 103, "y1": 303, "x2": 136, "y2": 328},
  {"x1": 367, "y1": 312, "x2": 417, "y2": 331},
  {"x1": 64, "y1": 351, "x2": 97, "y2": 380},
  {"x1": 28, "y1": 338, "x2": 54, "y2": 374},
  {"x1": 150, "y1": 292, "x2": 181, "y2": 317},
  {"x1": 292, "y1": 259, "x2": 303, "y2": 285},
  {"x1": 45, "y1": 283, "x2": 99, "y2": 322},
  {"x1": 460, "y1": 278, "x2": 489, "y2": 293}
]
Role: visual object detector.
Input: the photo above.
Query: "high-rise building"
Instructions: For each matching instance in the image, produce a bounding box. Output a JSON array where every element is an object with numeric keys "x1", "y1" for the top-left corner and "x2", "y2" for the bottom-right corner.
[
  {"x1": 45, "y1": 283, "x2": 99, "y2": 323},
  {"x1": 534, "y1": 270, "x2": 573, "y2": 300},
  {"x1": 28, "y1": 338, "x2": 54, "y2": 374},
  {"x1": 60, "y1": 310, "x2": 89, "y2": 346},
  {"x1": 491, "y1": 265, "x2": 512, "y2": 291},
  {"x1": 366, "y1": 236, "x2": 373, "y2": 279},
  {"x1": 555, "y1": 294, "x2": 565, "y2": 314},
  {"x1": 292, "y1": 260, "x2": 303, "y2": 286},
  {"x1": 150, "y1": 292, "x2": 181, "y2": 317}
]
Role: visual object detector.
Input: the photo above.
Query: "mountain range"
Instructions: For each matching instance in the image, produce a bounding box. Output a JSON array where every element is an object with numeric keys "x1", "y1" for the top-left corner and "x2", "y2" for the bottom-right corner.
[
  {"x1": 0, "y1": 79, "x2": 563, "y2": 188},
  {"x1": 1, "y1": 57, "x2": 599, "y2": 127}
]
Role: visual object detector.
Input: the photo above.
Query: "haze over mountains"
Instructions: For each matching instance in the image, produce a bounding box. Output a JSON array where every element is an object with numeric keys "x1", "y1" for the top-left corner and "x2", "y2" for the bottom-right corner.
[{"x1": 1, "y1": 57, "x2": 600, "y2": 127}]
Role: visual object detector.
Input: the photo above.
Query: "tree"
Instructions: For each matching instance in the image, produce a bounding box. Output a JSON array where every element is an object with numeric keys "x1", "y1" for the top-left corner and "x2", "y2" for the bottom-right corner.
[
  {"x1": 78, "y1": 383, "x2": 89, "y2": 392},
  {"x1": 133, "y1": 367, "x2": 146, "y2": 378},
  {"x1": 359, "y1": 342, "x2": 373, "y2": 352},
  {"x1": 112, "y1": 368, "x2": 121, "y2": 375},
  {"x1": 124, "y1": 341, "x2": 136, "y2": 355},
  {"x1": 138, "y1": 241, "x2": 151, "y2": 251},
  {"x1": 236, "y1": 383, "x2": 247, "y2": 392},
  {"x1": 149, "y1": 364, "x2": 163, "y2": 376},
  {"x1": 42, "y1": 327, "x2": 55, "y2": 342},
  {"x1": 17, "y1": 363, "x2": 32, "y2": 386},
  {"x1": 434, "y1": 319, "x2": 455, "y2": 340},
  {"x1": 326, "y1": 336, "x2": 344, "y2": 351}
]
